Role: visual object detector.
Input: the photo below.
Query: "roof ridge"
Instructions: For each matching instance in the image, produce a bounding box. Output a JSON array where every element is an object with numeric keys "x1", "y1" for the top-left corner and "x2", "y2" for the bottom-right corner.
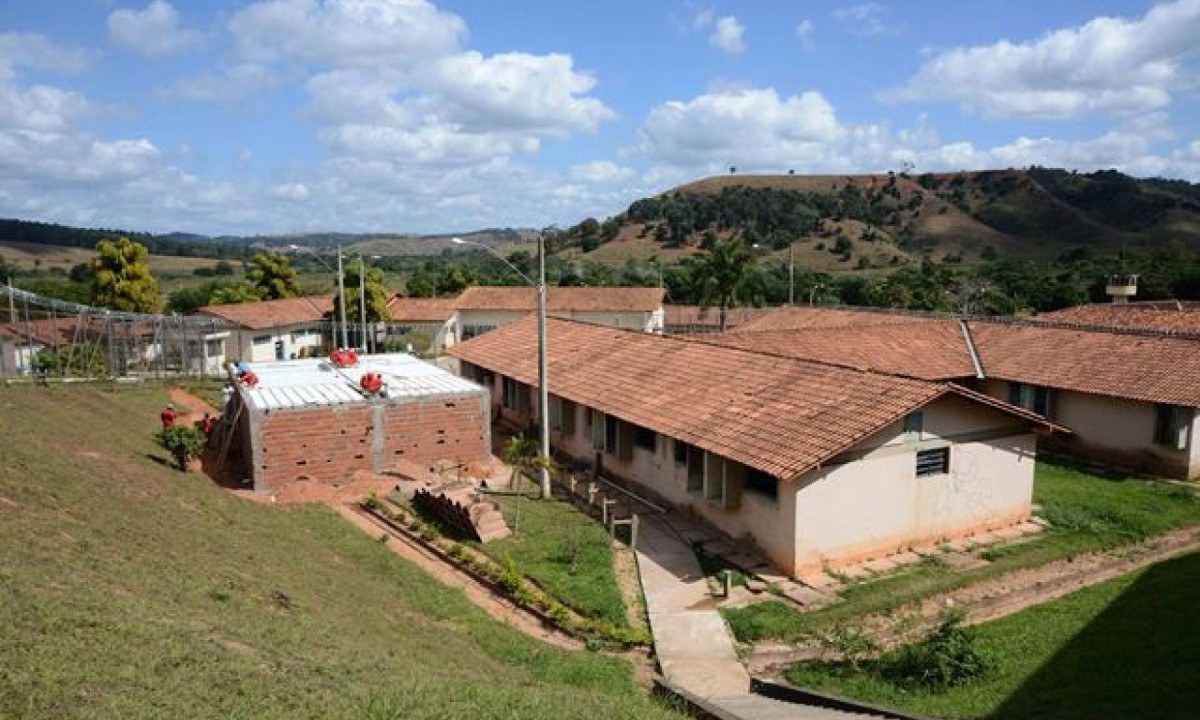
[{"x1": 972, "y1": 315, "x2": 1200, "y2": 341}]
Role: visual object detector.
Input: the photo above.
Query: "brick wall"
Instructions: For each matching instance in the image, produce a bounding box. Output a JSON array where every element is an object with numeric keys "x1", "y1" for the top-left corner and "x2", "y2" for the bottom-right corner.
[
  {"x1": 257, "y1": 405, "x2": 376, "y2": 488},
  {"x1": 252, "y1": 392, "x2": 489, "y2": 491},
  {"x1": 381, "y1": 395, "x2": 489, "y2": 470}
]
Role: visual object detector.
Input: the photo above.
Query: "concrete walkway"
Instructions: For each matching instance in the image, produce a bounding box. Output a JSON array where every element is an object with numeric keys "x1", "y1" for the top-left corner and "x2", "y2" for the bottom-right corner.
[
  {"x1": 636, "y1": 514, "x2": 751, "y2": 699},
  {"x1": 636, "y1": 514, "x2": 884, "y2": 719}
]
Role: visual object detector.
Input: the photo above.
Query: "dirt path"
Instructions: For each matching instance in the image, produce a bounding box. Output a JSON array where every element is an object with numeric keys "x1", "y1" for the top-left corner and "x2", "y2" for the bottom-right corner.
[
  {"x1": 336, "y1": 503, "x2": 584, "y2": 651},
  {"x1": 168, "y1": 386, "x2": 218, "y2": 418},
  {"x1": 748, "y1": 525, "x2": 1200, "y2": 674}
]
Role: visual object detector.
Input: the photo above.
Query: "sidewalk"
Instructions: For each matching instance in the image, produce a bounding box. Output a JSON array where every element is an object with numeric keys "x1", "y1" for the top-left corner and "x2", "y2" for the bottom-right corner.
[{"x1": 635, "y1": 514, "x2": 751, "y2": 699}]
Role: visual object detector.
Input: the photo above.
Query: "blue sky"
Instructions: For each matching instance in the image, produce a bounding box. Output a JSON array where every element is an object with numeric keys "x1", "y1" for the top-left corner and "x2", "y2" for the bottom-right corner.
[{"x1": 0, "y1": 0, "x2": 1197, "y2": 235}]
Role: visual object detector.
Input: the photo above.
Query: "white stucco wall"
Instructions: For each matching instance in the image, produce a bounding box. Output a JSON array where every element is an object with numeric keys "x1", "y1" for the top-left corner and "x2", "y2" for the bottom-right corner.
[
  {"x1": 548, "y1": 400, "x2": 798, "y2": 572},
  {"x1": 791, "y1": 394, "x2": 1036, "y2": 574},
  {"x1": 233, "y1": 326, "x2": 326, "y2": 363},
  {"x1": 1190, "y1": 409, "x2": 1200, "y2": 480},
  {"x1": 456, "y1": 308, "x2": 662, "y2": 338},
  {"x1": 977, "y1": 379, "x2": 1195, "y2": 479}
]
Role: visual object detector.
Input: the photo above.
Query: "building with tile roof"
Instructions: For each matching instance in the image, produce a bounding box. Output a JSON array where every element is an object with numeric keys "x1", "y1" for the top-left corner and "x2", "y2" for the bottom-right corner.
[
  {"x1": 448, "y1": 316, "x2": 1058, "y2": 576},
  {"x1": 454, "y1": 286, "x2": 666, "y2": 340},
  {"x1": 700, "y1": 304, "x2": 1200, "y2": 479},
  {"x1": 1035, "y1": 301, "x2": 1200, "y2": 334},
  {"x1": 197, "y1": 295, "x2": 334, "y2": 363}
]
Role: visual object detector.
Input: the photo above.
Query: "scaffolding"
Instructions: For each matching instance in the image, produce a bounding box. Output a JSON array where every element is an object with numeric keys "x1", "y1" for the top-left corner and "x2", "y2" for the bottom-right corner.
[{"x1": 0, "y1": 283, "x2": 241, "y2": 383}]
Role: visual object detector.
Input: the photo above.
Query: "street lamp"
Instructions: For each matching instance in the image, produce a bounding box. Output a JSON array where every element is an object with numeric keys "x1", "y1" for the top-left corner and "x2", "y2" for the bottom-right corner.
[
  {"x1": 288, "y1": 244, "x2": 349, "y2": 350},
  {"x1": 451, "y1": 235, "x2": 551, "y2": 499}
]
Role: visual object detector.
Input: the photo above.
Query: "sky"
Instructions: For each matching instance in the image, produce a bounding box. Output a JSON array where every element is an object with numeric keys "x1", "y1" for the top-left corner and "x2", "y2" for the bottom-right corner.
[{"x1": 0, "y1": 0, "x2": 1198, "y2": 236}]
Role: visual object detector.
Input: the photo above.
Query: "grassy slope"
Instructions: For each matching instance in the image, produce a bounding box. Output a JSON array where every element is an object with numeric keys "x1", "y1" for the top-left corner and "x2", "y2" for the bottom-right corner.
[
  {"x1": 485, "y1": 492, "x2": 628, "y2": 627},
  {"x1": 724, "y1": 461, "x2": 1200, "y2": 644},
  {"x1": 0, "y1": 385, "x2": 680, "y2": 720},
  {"x1": 786, "y1": 551, "x2": 1200, "y2": 720}
]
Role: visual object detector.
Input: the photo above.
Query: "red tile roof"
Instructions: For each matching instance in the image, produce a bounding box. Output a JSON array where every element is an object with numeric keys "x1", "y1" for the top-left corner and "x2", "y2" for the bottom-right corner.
[
  {"x1": 663, "y1": 305, "x2": 773, "y2": 329},
  {"x1": 1036, "y1": 302, "x2": 1200, "y2": 335},
  {"x1": 386, "y1": 295, "x2": 457, "y2": 322},
  {"x1": 455, "y1": 286, "x2": 665, "y2": 313},
  {"x1": 694, "y1": 320, "x2": 978, "y2": 381},
  {"x1": 731, "y1": 305, "x2": 938, "y2": 333},
  {"x1": 448, "y1": 317, "x2": 1050, "y2": 480},
  {"x1": 968, "y1": 321, "x2": 1200, "y2": 407},
  {"x1": 198, "y1": 295, "x2": 333, "y2": 330}
]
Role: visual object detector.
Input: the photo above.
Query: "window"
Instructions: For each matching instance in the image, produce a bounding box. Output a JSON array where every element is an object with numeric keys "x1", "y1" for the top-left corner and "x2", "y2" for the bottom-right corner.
[
  {"x1": 903, "y1": 411, "x2": 923, "y2": 437},
  {"x1": 252, "y1": 334, "x2": 272, "y2": 346},
  {"x1": 632, "y1": 424, "x2": 656, "y2": 452},
  {"x1": 204, "y1": 339, "x2": 223, "y2": 356},
  {"x1": 1154, "y1": 404, "x2": 1191, "y2": 450},
  {"x1": 462, "y1": 324, "x2": 497, "y2": 340},
  {"x1": 673, "y1": 439, "x2": 689, "y2": 465},
  {"x1": 685, "y1": 445, "x2": 704, "y2": 494},
  {"x1": 916, "y1": 447, "x2": 950, "y2": 477},
  {"x1": 549, "y1": 396, "x2": 576, "y2": 435},
  {"x1": 745, "y1": 468, "x2": 779, "y2": 502},
  {"x1": 502, "y1": 377, "x2": 528, "y2": 412},
  {"x1": 1008, "y1": 382, "x2": 1053, "y2": 418},
  {"x1": 604, "y1": 414, "x2": 619, "y2": 454}
]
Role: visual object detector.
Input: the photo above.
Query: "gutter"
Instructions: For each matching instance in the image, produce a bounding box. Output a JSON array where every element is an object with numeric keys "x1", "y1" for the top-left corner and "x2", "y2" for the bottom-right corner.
[{"x1": 959, "y1": 319, "x2": 985, "y2": 379}]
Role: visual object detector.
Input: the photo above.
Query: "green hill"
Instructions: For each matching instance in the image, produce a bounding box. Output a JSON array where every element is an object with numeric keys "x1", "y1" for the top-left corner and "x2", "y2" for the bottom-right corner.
[
  {"x1": 554, "y1": 168, "x2": 1200, "y2": 271},
  {"x1": 0, "y1": 385, "x2": 679, "y2": 720}
]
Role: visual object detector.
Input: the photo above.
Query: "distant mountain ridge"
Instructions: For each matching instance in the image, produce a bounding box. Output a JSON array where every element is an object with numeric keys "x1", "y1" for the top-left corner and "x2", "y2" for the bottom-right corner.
[
  {"x1": 0, "y1": 218, "x2": 533, "y2": 259},
  {"x1": 552, "y1": 168, "x2": 1200, "y2": 271}
]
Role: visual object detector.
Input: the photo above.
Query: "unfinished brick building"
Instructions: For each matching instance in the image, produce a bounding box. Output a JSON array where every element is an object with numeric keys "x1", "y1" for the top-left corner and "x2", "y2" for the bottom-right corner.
[{"x1": 224, "y1": 354, "x2": 491, "y2": 492}]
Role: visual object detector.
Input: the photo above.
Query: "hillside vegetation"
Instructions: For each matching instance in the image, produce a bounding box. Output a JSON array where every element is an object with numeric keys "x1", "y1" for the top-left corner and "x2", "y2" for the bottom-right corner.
[
  {"x1": 0, "y1": 385, "x2": 680, "y2": 720},
  {"x1": 553, "y1": 168, "x2": 1200, "y2": 270}
]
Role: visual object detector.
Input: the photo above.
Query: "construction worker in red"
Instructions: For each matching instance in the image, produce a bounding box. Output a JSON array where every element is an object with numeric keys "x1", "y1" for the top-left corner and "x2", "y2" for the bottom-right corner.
[{"x1": 160, "y1": 404, "x2": 178, "y2": 428}]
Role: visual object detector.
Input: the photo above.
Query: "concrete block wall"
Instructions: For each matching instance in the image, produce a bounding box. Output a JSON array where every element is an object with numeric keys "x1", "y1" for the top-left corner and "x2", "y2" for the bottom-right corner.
[{"x1": 250, "y1": 391, "x2": 490, "y2": 491}]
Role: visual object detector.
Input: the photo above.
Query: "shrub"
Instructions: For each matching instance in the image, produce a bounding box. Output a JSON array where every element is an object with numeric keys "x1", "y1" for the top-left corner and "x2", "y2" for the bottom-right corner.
[
  {"x1": 811, "y1": 623, "x2": 878, "y2": 670},
  {"x1": 362, "y1": 493, "x2": 384, "y2": 512},
  {"x1": 157, "y1": 425, "x2": 206, "y2": 471},
  {"x1": 880, "y1": 611, "x2": 992, "y2": 689}
]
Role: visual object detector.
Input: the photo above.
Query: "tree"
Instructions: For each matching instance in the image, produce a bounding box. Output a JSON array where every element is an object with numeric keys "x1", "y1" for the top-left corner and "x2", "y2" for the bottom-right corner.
[
  {"x1": 89, "y1": 237, "x2": 162, "y2": 313},
  {"x1": 691, "y1": 238, "x2": 757, "y2": 330},
  {"x1": 503, "y1": 435, "x2": 554, "y2": 525},
  {"x1": 406, "y1": 271, "x2": 435, "y2": 298},
  {"x1": 208, "y1": 282, "x2": 262, "y2": 305},
  {"x1": 335, "y1": 258, "x2": 389, "y2": 322},
  {"x1": 247, "y1": 252, "x2": 301, "y2": 300},
  {"x1": 434, "y1": 263, "x2": 475, "y2": 297}
]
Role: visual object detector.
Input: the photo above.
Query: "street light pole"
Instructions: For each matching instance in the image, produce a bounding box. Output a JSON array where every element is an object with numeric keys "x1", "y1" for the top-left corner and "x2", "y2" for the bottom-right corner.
[
  {"x1": 358, "y1": 255, "x2": 368, "y2": 353},
  {"x1": 788, "y1": 242, "x2": 795, "y2": 306},
  {"x1": 535, "y1": 233, "x2": 550, "y2": 498},
  {"x1": 451, "y1": 235, "x2": 551, "y2": 498},
  {"x1": 336, "y1": 246, "x2": 348, "y2": 350}
]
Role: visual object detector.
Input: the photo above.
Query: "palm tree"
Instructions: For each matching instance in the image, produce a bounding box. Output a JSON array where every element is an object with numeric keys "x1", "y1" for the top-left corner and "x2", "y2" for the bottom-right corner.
[
  {"x1": 502, "y1": 435, "x2": 554, "y2": 532},
  {"x1": 692, "y1": 238, "x2": 758, "y2": 331}
]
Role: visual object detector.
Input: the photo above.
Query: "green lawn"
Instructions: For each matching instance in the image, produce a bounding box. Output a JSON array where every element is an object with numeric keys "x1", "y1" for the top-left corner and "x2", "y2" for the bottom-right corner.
[
  {"x1": 724, "y1": 461, "x2": 1200, "y2": 644},
  {"x1": 484, "y1": 491, "x2": 629, "y2": 627},
  {"x1": 0, "y1": 385, "x2": 680, "y2": 720},
  {"x1": 785, "y1": 551, "x2": 1200, "y2": 719}
]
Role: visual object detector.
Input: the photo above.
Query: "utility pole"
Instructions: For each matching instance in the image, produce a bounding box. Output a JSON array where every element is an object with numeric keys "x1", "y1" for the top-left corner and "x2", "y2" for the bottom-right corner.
[
  {"x1": 536, "y1": 232, "x2": 551, "y2": 499},
  {"x1": 336, "y1": 246, "x2": 349, "y2": 350},
  {"x1": 788, "y1": 242, "x2": 795, "y2": 306},
  {"x1": 358, "y1": 255, "x2": 368, "y2": 353},
  {"x1": 6, "y1": 278, "x2": 15, "y2": 322}
]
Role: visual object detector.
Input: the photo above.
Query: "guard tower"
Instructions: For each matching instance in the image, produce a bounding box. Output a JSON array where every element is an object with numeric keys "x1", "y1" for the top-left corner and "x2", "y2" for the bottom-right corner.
[{"x1": 1105, "y1": 274, "x2": 1138, "y2": 304}]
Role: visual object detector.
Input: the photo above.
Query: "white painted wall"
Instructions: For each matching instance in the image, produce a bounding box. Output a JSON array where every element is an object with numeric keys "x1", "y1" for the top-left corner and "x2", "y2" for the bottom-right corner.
[
  {"x1": 1190, "y1": 409, "x2": 1200, "y2": 480},
  {"x1": 233, "y1": 326, "x2": 326, "y2": 362},
  {"x1": 977, "y1": 379, "x2": 1195, "y2": 478},
  {"x1": 455, "y1": 308, "x2": 663, "y2": 339},
  {"x1": 791, "y1": 395, "x2": 1036, "y2": 574}
]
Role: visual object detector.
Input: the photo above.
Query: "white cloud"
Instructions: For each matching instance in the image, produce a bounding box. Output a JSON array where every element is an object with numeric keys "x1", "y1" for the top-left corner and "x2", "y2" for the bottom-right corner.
[
  {"x1": 569, "y1": 161, "x2": 635, "y2": 184},
  {"x1": 832, "y1": 3, "x2": 897, "y2": 36},
  {"x1": 692, "y1": 9, "x2": 715, "y2": 30},
  {"x1": 0, "y1": 32, "x2": 91, "y2": 73},
  {"x1": 108, "y1": 1, "x2": 201, "y2": 58},
  {"x1": 634, "y1": 85, "x2": 1200, "y2": 182},
  {"x1": 708, "y1": 16, "x2": 746, "y2": 54},
  {"x1": 889, "y1": 0, "x2": 1200, "y2": 119},
  {"x1": 228, "y1": 0, "x2": 466, "y2": 67},
  {"x1": 0, "y1": 68, "x2": 92, "y2": 132},
  {"x1": 637, "y1": 88, "x2": 841, "y2": 168},
  {"x1": 164, "y1": 63, "x2": 277, "y2": 102},
  {"x1": 430, "y1": 52, "x2": 614, "y2": 134},
  {"x1": 795, "y1": 19, "x2": 815, "y2": 49},
  {"x1": 270, "y1": 182, "x2": 310, "y2": 200}
]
